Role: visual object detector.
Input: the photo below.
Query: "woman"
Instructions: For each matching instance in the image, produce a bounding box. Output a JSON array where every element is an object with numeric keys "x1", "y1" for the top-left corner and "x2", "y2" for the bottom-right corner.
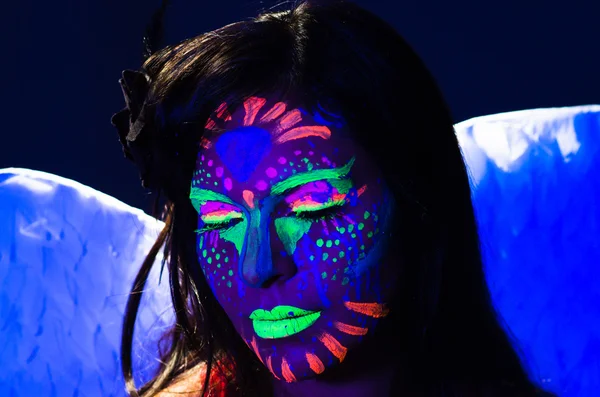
[{"x1": 112, "y1": 1, "x2": 556, "y2": 396}]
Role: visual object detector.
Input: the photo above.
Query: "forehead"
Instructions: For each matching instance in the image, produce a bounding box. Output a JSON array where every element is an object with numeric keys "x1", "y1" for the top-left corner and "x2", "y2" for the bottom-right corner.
[{"x1": 193, "y1": 96, "x2": 356, "y2": 199}]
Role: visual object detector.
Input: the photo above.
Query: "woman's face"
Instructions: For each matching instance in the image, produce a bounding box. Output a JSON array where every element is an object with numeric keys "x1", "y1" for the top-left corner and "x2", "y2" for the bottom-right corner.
[{"x1": 191, "y1": 95, "x2": 398, "y2": 382}]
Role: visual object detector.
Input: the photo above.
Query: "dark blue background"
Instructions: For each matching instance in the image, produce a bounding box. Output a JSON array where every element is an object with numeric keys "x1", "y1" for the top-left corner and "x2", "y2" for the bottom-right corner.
[{"x1": 2, "y1": 0, "x2": 598, "y2": 210}]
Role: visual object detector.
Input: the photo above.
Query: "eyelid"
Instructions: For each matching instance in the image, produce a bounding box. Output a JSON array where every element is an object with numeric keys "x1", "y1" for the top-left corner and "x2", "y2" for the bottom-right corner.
[
  {"x1": 291, "y1": 193, "x2": 347, "y2": 212},
  {"x1": 200, "y1": 209, "x2": 243, "y2": 223}
]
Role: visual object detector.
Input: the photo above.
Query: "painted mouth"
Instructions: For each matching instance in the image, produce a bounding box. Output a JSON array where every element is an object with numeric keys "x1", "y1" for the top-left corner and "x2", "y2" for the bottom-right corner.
[{"x1": 249, "y1": 305, "x2": 322, "y2": 339}]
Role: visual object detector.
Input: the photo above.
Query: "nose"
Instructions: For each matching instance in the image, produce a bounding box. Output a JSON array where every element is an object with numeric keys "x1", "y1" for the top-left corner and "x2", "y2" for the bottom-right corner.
[{"x1": 240, "y1": 205, "x2": 295, "y2": 288}]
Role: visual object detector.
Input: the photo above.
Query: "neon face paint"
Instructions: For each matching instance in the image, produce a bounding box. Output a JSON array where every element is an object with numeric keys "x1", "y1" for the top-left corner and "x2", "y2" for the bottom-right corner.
[
  {"x1": 191, "y1": 95, "x2": 399, "y2": 382},
  {"x1": 250, "y1": 305, "x2": 322, "y2": 339}
]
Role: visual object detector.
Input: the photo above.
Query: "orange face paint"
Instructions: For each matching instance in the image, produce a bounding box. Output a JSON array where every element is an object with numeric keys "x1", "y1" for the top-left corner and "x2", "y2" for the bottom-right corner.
[
  {"x1": 278, "y1": 109, "x2": 302, "y2": 130},
  {"x1": 250, "y1": 336, "x2": 265, "y2": 366},
  {"x1": 281, "y1": 357, "x2": 297, "y2": 383},
  {"x1": 215, "y1": 101, "x2": 232, "y2": 121},
  {"x1": 318, "y1": 332, "x2": 347, "y2": 362},
  {"x1": 266, "y1": 355, "x2": 281, "y2": 380},
  {"x1": 357, "y1": 184, "x2": 367, "y2": 197},
  {"x1": 259, "y1": 101, "x2": 287, "y2": 123},
  {"x1": 276, "y1": 125, "x2": 332, "y2": 144},
  {"x1": 242, "y1": 190, "x2": 255, "y2": 209},
  {"x1": 344, "y1": 301, "x2": 390, "y2": 318},
  {"x1": 305, "y1": 352, "x2": 325, "y2": 375},
  {"x1": 243, "y1": 96, "x2": 267, "y2": 126},
  {"x1": 333, "y1": 321, "x2": 369, "y2": 336}
]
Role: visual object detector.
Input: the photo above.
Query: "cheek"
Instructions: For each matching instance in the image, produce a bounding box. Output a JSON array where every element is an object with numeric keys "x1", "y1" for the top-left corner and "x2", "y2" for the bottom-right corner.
[
  {"x1": 196, "y1": 230, "x2": 243, "y2": 302},
  {"x1": 280, "y1": 199, "x2": 386, "y2": 288}
]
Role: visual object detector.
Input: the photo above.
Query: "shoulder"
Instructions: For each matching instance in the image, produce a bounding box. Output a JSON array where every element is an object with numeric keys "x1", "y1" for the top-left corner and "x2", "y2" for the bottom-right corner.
[
  {"x1": 155, "y1": 358, "x2": 236, "y2": 397},
  {"x1": 154, "y1": 363, "x2": 207, "y2": 397}
]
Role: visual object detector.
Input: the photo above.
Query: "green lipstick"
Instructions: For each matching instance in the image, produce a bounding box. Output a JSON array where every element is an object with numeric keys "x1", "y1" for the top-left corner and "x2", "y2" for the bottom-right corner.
[{"x1": 250, "y1": 305, "x2": 321, "y2": 339}]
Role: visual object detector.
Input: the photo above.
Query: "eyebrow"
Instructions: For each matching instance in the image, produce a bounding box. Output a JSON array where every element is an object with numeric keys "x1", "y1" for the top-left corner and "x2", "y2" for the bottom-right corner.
[
  {"x1": 189, "y1": 188, "x2": 236, "y2": 213},
  {"x1": 270, "y1": 156, "x2": 355, "y2": 196}
]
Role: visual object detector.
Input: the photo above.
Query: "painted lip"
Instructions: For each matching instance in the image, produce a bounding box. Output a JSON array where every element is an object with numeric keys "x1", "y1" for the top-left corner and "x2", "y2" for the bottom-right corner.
[{"x1": 249, "y1": 305, "x2": 322, "y2": 339}]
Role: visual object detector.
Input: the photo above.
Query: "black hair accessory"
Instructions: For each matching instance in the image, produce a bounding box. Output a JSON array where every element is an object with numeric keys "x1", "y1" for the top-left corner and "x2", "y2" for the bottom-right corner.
[
  {"x1": 111, "y1": 0, "x2": 170, "y2": 190},
  {"x1": 111, "y1": 70, "x2": 160, "y2": 189}
]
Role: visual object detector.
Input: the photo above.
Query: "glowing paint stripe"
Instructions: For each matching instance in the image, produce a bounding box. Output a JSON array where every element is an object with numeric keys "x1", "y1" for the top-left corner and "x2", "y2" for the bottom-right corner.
[
  {"x1": 278, "y1": 109, "x2": 302, "y2": 130},
  {"x1": 250, "y1": 336, "x2": 265, "y2": 365},
  {"x1": 243, "y1": 97, "x2": 267, "y2": 126},
  {"x1": 270, "y1": 157, "x2": 356, "y2": 197},
  {"x1": 281, "y1": 357, "x2": 297, "y2": 383},
  {"x1": 259, "y1": 101, "x2": 286, "y2": 122},
  {"x1": 318, "y1": 332, "x2": 347, "y2": 362},
  {"x1": 190, "y1": 188, "x2": 236, "y2": 213},
  {"x1": 344, "y1": 302, "x2": 390, "y2": 318},
  {"x1": 357, "y1": 184, "x2": 367, "y2": 197},
  {"x1": 305, "y1": 352, "x2": 325, "y2": 375},
  {"x1": 276, "y1": 125, "x2": 332, "y2": 144},
  {"x1": 215, "y1": 102, "x2": 232, "y2": 121},
  {"x1": 201, "y1": 210, "x2": 242, "y2": 223},
  {"x1": 333, "y1": 321, "x2": 369, "y2": 336},
  {"x1": 266, "y1": 355, "x2": 281, "y2": 380},
  {"x1": 291, "y1": 197, "x2": 346, "y2": 213}
]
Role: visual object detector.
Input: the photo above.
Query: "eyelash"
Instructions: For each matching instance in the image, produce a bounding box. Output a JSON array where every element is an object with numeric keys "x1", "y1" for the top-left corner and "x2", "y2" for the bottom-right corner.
[
  {"x1": 196, "y1": 217, "x2": 242, "y2": 233},
  {"x1": 195, "y1": 201, "x2": 346, "y2": 234},
  {"x1": 294, "y1": 202, "x2": 345, "y2": 221}
]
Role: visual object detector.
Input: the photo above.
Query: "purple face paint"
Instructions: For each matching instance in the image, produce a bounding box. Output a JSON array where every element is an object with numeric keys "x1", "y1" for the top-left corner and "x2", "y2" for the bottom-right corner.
[{"x1": 190, "y1": 95, "x2": 398, "y2": 382}]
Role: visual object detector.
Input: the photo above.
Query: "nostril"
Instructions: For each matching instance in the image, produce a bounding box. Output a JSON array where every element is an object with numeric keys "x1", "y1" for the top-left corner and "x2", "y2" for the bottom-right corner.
[{"x1": 260, "y1": 273, "x2": 283, "y2": 288}]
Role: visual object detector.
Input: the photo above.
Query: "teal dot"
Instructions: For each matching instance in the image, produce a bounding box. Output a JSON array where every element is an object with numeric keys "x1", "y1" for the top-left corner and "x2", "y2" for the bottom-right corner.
[
  {"x1": 221, "y1": 275, "x2": 226, "y2": 280},
  {"x1": 338, "y1": 227, "x2": 346, "y2": 234},
  {"x1": 322, "y1": 252, "x2": 329, "y2": 260},
  {"x1": 351, "y1": 233, "x2": 357, "y2": 239},
  {"x1": 339, "y1": 251, "x2": 345, "y2": 258},
  {"x1": 331, "y1": 274, "x2": 337, "y2": 281},
  {"x1": 207, "y1": 257, "x2": 212, "y2": 264},
  {"x1": 216, "y1": 253, "x2": 221, "y2": 260},
  {"x1": 214, "y1": 181, "x2": 218, "y2": 186},
  {"x1": 316, "y1": 239, "x2": 324, "y2": 247},
  {"x1": 326, "y1": 240, "x2": 333, "y2": 248},
  {"x1": 227, "y1": 281, "x2": 232, "y2": 288},
  {"x1": 360, "y1": 244, "x2": 365, "y2": 251},
  {"x1": 206, "y1": 173, "x2": 211, "y2": 178},
  {"x1": 334, "y1": 239, "x2": 340, "y2": 246},
  {"x1": 211, "y1": 248, "x2": 216, "y2": 253},
  {"x1": 364, "y1": 211, "x2": 370, "y2": 220},
  {"x1": 368, "y1": 231, "x2": 373, "y2": 238},
  {"x1": 217, "y1": 263, "x2": 222, "y2": 268},
  {"x1": 321, "y1": 272, "x2": 327, "y2": 279},
  {"x1": 348, "y1": 224, "x2": 355, "y2": 233},
  {"x1": 342, "y1": 277, "x2": 350, "y2": 285},
  {"x1": 358, "y1": 223, "x2": 365, "y2": 230},
  {"x1": 309, "y1": 255, "x2": 315, "y2": 261},
  {"x1": 333, "y1": 258, "x2": 338, "y2": 263},
  {"x1": 228, "y1": 269, "x2": 234, "y2": 276},
  {"x1": 202, "y1": 249, "x2": 207, "y2": 258},
  {"x1": 225, "y1": 257, "x2": 229, "y2": 263}
]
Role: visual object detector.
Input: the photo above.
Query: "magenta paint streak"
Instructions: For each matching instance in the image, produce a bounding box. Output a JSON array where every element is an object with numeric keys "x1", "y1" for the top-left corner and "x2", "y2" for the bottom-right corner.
[
  {"x1": 216, "y1": 167, "x2": 224, "y2": 177},
  {"x1": 278, "y1": 156, "x2": 287, "y2": 165},
  {"x1": 224, "y1": 178, "x2": 233, "y2": 191}
]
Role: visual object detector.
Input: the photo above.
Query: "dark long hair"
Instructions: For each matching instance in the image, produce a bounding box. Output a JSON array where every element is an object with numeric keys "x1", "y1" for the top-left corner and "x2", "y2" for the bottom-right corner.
[{"x1": 119, "y1": 1, "x2": 554, "y2": 396}]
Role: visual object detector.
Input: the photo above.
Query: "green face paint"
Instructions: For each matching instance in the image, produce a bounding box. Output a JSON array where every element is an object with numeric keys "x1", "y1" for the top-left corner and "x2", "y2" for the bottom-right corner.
[
  {"x1": 249, "y1": 305, "x2": 322, "y2": 339},
  {"x1": 274, "y1": 217, "x2": 312, "y2": 255},
  {"x1": 270, "y1": 157, "x2": 355, "y2": 196},
  {"x1": 189, "y1": 187, "x2": 236, "y2": 213}
]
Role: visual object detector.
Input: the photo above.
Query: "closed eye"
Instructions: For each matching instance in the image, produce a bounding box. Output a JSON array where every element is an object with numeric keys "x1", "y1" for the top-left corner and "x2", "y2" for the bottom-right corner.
[
  {"x1": 293, "y1": 200, "x2": 345, "y2": 221},
  {"x1": 196, "y1": 210, "x2": 243, "y2": 233}
]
